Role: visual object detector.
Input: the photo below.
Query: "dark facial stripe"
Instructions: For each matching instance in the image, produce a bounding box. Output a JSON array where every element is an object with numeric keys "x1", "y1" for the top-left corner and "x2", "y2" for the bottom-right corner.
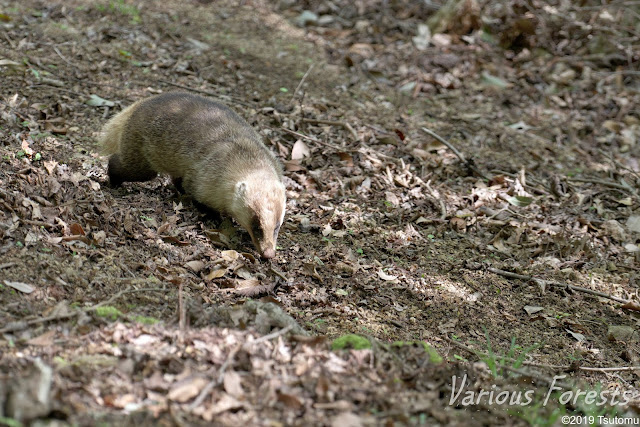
[
  {"x1": 250, "y1": 214, "x2": 263, "y2": 242},
  {"x1": 274, "y1": 202, "x2": 283, "y2": 238}
]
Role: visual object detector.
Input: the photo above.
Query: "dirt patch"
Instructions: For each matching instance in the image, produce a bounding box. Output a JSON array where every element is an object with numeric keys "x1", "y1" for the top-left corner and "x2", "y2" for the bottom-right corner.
[{"x1": 1, "y1": 0, "x2": 639, "y2": 425}]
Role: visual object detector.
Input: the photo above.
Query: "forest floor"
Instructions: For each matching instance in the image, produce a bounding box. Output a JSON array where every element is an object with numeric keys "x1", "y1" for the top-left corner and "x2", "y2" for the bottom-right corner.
[{"x1": 0, "y1": 0, "x2": 639, "y2": 425}]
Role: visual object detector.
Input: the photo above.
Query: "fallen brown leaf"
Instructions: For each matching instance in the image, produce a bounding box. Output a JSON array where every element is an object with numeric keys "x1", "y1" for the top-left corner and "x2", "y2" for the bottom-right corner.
[
  {"x1": 27, "y1": 330, "x2": 56, "y2": 346},
  {"x1": 277, "y1": 391, "x2": 303, "y2": 409},
  {"x1": 167, "y1": 376, "x2": 208, "y2": 403}
]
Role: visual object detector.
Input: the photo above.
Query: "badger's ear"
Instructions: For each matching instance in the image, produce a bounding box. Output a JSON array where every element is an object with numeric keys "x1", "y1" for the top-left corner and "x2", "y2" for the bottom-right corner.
[{"x1": 234, "y1": 181, "x2": 247, "y2": 199}]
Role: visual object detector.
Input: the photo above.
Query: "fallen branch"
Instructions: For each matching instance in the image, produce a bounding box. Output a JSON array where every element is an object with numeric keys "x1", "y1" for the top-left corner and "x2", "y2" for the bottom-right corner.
[
  {"x1": 445, "y1": 336, "x2": 572, "y2": 388},
  {"x1": 579, "y1": 366, "x2": 640, "y2": 372},
  {"x1": 568, "y1": 176, "x2": 636, "y2": 194},
  {"x1": 488, "y1": 267, "x2": 630, "y2": 305},
  {"x1": 446, "y1": 336, "x2": 640, "y2": 375},
  {"x1": 0, "y1": 287, "x2": 167, "y2": 334},
  {"x1": 421, "y1": 127, "x2": 489, "y2": 181}
]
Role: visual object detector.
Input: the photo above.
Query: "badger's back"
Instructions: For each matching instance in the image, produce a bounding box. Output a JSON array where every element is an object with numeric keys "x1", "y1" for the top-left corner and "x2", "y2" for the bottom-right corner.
[
  {"x1": 100, "y1": 92, "x2": 282, "y2": 209},
  {"x1": 132, "y1": 94, "x2": 261, "y2": 175}
]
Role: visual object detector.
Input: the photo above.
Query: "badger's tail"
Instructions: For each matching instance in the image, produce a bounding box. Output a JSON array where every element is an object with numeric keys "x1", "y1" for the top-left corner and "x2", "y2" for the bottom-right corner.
[{"x1": 98, "y1": 101, "x2": 141, "y2": 155}]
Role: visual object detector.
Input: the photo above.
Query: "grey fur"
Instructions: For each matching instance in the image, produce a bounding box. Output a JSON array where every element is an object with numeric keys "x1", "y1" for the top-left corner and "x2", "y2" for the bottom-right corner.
[{"x1": 99, "y1": 92, "x2": 286, "y2": 258}]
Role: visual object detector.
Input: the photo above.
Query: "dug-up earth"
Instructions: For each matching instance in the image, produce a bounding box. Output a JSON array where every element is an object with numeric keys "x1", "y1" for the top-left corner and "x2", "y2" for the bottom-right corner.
[{"x1": 1, "y1": 0, "x2": 639, "y2": 425}]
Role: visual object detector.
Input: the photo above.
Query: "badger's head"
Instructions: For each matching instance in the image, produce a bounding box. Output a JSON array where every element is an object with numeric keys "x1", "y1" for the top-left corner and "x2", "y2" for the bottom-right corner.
[{"x1": 231, "y1": 175, "x2": 286, "y2": 259}]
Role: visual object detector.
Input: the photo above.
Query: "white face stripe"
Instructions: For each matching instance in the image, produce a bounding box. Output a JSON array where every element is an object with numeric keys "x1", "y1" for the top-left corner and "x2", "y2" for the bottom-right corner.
[
  {"x1": 233, "y1": 176, "x2": 286, "y2": 254},
  {"x1": 278, "y1": 182, "x2": 286, "y2": 226}
]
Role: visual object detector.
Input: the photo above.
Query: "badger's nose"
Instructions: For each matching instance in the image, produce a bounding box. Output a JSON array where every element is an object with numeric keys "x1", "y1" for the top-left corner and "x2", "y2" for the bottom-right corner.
[{"x1": 262, "y1": 247, "x2": 276, "y2": 259}]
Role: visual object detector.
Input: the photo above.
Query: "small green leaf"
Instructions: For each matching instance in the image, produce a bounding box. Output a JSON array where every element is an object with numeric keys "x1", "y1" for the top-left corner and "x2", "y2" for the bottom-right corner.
[
  {"x1": 0, "y1": 416, "x2": 22, "y2": 427},
  {"x1": 279, "y1": 87, "x2": 289, "y2": 93},
  {"x1": 481, "y1": 71, "x2": 509, "y2": 89},
  {"x1": 86, "y1": 94, "x2": 115, "y2": 107},
  {"x1": 506, "y1": 195, "x2": 533, "y2": 207}
]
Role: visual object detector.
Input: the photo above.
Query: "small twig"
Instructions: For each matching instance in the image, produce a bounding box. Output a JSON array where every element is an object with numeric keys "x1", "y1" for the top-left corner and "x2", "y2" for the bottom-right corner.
[
  {"x1": 19, "y1": 218, "x2": 56, "y2": 229},
  {"x1": 0, "y1": 262, "x2": 16, "y2": 270},
  {"x1": 344, "y1": 122, "x2": 358, "y2": 141},
  {"x1": 2, "y1": 32, "x2": 16, "y2": 49},
  {"x1": 447, "y1": 336, "x2": 640, "y2": 374},
  {"x1": 358, "y1": 143, "x2": 402, "y2": 164},
  {"x1": 93, "y1": 287, "x2": 168, "y2": 309},
  {"x1": 364, "y1": 123, "x2": 390, "y2": 134},
  {"x1": 616, "y1": 263, "x2": 640, "y2": 271},
  {"x1": 503, "y1": 365, "x2": 572, "y2": 388},
  {"x1": 595, "y1": 70, "x2": 640, "y2": 76},
  {"x1": 178, "y1": 282, "x2": 186, "y2": 337},
  {"x1": 280, "y1": 127, "x2": 343, "y2": 150},
  {"x1": 598, "y1": 148, "x2": 640, "y2": 181},
  {"x1": 490, "y1": 169, "x2": 549, "y2": 195},
  {"x1": 292, "y1": 63, "x2": 314, "y2": 99},
  {"x1": 577, "y1": 1, "x2": 640, "y2": 10},
  {"x1": 580, "y1": 366, "x2": 640, "y2": 373},
  {"x1": 269, "y1": 267, "x2": 288, "y2": 282},
  {"x1": 189, "y1": 304, "x2": 300, "y2": 409},
  {"x1": 243, "y1": 325, "x2": 293, "y2": 349},
  {"x1": 445, "y1": 337, "x2": 571, "y2": 388},
  {"x1": 567, "y1": 177, "x2": 636, "y2": 193},
  {"x1": 421, "y1": 127, "x2": 467, "y2": 163},
  {"x1": 302, "y1": 118, "x2": 359, "y2": 141},
  {"x1": 421, "y1": 127, "x2": 489, "y2": 181},
  {"x1": 188, "y1": 379, "x2": 217, "y2": 412},
  {"x1": 53, "y1": 46, "x2": 75, "y2": 67},
  {"x1": 488, "y1": 267, "x2": 629, "y2": 304},
  {"x1": 188, "y1": 344, "x2": 241, "y2": 411},
  {"x1": 25, "y1": 56, "x2": 64, "y2": 81}
]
